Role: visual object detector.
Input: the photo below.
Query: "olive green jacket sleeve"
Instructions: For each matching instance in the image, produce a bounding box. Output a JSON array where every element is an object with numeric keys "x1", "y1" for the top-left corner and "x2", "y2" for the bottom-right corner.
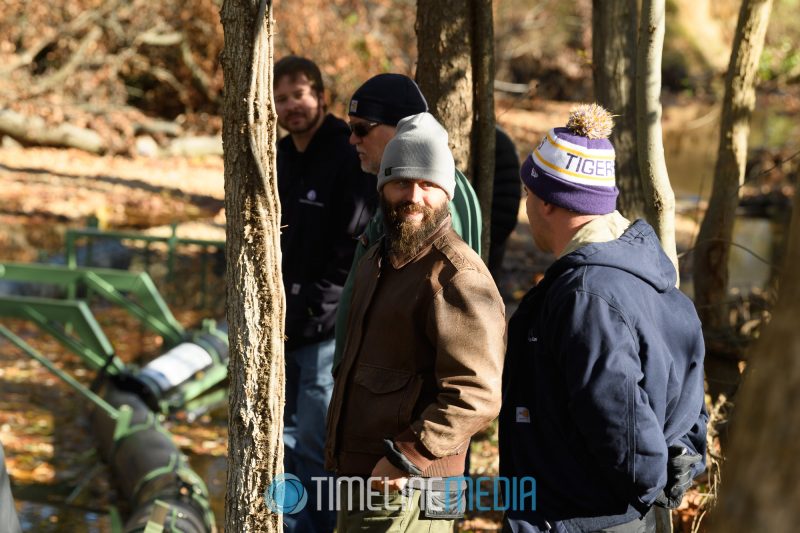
[{"x1": 332, "y1": 170, "x2": 481, "y2": 370}]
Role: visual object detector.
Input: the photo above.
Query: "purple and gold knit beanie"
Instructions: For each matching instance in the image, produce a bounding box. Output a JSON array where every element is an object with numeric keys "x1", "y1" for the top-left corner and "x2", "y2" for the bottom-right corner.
[{"x1": 520, "y1": 103, "x2": 618, "y2": 215}]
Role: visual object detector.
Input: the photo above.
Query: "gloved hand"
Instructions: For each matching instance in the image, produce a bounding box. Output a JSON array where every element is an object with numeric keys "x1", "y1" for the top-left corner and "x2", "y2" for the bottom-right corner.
[{"x1": 654, "y1": 445, "x2": 703, "y2": 509}]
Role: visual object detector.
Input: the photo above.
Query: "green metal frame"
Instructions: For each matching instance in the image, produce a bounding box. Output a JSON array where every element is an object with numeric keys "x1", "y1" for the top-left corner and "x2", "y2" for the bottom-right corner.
[
  {"x1": 65, "y1": 225, "x2": 225, "y2": 279},
  {"x1": 0, "y1": 322, "x2": 134, "y2": 462},
  {"x1": 0, "y1": 262, "x2": 185, "y2": 345},
  {"x1": 0, "y1": 324, "x2": 120, "y2": 419},
  {"x1": 1, "y1": 255, "x2": 222, "y2": 532},
  {"x1": 0, "y1": 295, "x2": 124, "y2": 374}
]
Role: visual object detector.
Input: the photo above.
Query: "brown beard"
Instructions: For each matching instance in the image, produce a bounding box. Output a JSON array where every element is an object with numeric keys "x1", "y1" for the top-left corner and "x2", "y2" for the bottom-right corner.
[
  {"x1": 278, "y1": 99, "x2": 324, "y2": 135},
  {"x1": 381, "y1": 196, "x2": 449, "y2": 258}
]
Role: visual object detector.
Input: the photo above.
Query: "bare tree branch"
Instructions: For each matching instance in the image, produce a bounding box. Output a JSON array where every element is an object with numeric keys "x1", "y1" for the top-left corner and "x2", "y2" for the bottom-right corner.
[{"x1": 27, "y1": 26, "x2": 104, "y2": 97}]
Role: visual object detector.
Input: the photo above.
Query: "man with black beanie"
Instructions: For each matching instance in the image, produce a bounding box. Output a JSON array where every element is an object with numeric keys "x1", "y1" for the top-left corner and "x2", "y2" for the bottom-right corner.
[{"x1": 332, "y1": 73, "x2": 482, "y2": 371}]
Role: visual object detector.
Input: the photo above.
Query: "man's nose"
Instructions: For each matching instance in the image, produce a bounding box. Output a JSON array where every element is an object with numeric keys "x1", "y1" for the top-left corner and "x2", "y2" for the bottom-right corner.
[
  {"x1": 349, "y1": 131, "x2": 360, "y2": 145},
  {"x1": 407, "y1": 183, "x2": 424, "y2": 203}
]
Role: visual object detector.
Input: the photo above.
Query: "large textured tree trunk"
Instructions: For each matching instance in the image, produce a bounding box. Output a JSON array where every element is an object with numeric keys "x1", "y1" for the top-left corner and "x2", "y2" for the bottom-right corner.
[
  {"x1": 220, "y1": 0, "x2": 285, "y2": 531},
  {"x1": 693, "y1": 0, "x2": 773, "y2": 402},
  {"x1": 471, "y1": 0, "x2": 495, "y2": 262},
  {"x1": 592, "y1": 0, "x2": 645, "y2": 221},
  {"x1": 415, "y1": 0, "x2": 474, "y2": 174},
  {"x1": 636, "y1": 0, "x2": 679, "y2": 277},
  {"x1": 415, "y1": 0, "x2": 495, "y2": 263},
  {"x1": 710, "y1": 186, "x2": 800, "y2": 532}
]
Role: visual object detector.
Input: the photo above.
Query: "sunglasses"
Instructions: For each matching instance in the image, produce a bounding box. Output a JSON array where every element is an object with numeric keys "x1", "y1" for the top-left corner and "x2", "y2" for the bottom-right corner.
[{"x1": 348, "y1": 121, "x2": 380, "y2": 138}]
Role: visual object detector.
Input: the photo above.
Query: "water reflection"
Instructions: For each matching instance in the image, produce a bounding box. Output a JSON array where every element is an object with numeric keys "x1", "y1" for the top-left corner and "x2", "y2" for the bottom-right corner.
[
  {"x1": 16, "y1": 500, "x2": 111, "y2": 532},
  {"x1": 664, "y1": 101, "x2": 800, "y2": 200},
  {"x1": 729, "y1": 218, "x2": 775, "y2": 291},
  {"x1": 188, "y1": 454, "x2": 227, "y2": 532}
]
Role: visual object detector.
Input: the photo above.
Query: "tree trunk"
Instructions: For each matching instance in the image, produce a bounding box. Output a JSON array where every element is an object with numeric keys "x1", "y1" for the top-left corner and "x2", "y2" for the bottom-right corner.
[
  {"x1": 692, "y1": 0, "x2": 773, "y2": 402},
  {"x1": 636, "y1": 0, "x2": 679, "y2": 278},
  {"x1": 471, "y1": 0, "x2": 495, "y2": 263},
  {"x1": 592, "y1": 0, "x2": 645, "y2": 221},
  {"x1": 710, "y1": 186, "x2": 800, "y2": 533},
  {"x1": 416, "y1": 0, "x2": 496, "y2": 263},
  {"x1": 415, "y1": 0, "x2": 474, "y2": 175},
  {"x1": 220, "y1": 0, "x2": 285, "y2": 531}
]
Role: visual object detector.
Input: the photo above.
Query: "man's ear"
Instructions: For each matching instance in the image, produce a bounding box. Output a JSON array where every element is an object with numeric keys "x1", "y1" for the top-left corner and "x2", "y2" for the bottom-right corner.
[{"x1": 541, "y1": 201, "x2": 556, "y2": 215}]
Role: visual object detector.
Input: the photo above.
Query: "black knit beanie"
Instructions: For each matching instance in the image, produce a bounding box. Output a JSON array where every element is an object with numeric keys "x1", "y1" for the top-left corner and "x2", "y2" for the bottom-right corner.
[{"x1": 348, "y1": 74, "x2": 428, "y2": 127}]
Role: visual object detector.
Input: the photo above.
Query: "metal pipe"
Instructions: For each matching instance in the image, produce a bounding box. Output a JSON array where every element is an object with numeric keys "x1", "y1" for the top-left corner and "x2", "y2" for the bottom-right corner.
[{"x1": 90, "y1": 382, "x2": 215, "y2": 533}]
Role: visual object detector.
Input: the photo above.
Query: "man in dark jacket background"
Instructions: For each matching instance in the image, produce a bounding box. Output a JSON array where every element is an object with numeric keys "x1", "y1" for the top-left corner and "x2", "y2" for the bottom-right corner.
[
  {"x1": 489, "y1": 126, "x2": 522, "y2": 280},
  {"x1": 500, "y1": 104, "x2": 707, "y2": 533},
  {"x1": 274, "y1": 55, "x2": 376, "y2": 533}
]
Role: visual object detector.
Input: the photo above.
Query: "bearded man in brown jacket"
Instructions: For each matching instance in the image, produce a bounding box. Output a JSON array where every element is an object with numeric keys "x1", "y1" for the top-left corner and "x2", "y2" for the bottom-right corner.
[{"x1": 325, "y1": 112, "x2": 506, "y2": 532}]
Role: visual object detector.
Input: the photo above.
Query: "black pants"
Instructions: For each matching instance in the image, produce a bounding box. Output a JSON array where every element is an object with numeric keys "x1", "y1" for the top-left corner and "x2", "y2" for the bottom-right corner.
[
  {"x1": 503, "y1": 506, "x2": 662, "y2": 533},
  {"x1": 596, "y1": 506, "x2": 658, "y2": 533}
]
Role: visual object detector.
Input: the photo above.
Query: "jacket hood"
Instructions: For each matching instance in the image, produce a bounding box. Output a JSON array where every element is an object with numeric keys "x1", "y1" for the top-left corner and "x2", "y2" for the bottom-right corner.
[{"x1": 552, "y1": 219, "x2": 677, "y2": 292}]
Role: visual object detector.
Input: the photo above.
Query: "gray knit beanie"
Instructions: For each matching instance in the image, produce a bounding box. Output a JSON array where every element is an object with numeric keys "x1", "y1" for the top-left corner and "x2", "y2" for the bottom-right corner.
[{"x1": 378, "y1": 112, "x2": 455, "y2": 199}]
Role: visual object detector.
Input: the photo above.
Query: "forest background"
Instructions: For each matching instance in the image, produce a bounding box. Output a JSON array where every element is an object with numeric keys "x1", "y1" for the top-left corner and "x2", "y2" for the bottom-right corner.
[{"x1": 0, "y1": 0, "x2": 799, "y2": 531}]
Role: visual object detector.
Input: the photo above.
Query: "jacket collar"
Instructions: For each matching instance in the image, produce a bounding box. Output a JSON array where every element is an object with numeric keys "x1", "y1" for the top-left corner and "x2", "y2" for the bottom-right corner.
[
  {"x1": 383, "y1": 215, "x2": 453, "y2": 270},
  {"x1": 559, "y1": 210, "x2": 632, "y2": 258}
]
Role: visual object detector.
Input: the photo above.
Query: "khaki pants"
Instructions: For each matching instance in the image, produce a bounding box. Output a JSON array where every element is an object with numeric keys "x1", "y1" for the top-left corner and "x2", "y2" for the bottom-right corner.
[{"x1": 336, "y1": 484, "x2": 455, "y2": 533}]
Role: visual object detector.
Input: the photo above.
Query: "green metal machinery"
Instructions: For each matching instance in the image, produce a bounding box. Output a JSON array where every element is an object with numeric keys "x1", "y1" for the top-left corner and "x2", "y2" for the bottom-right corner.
[{"x1": 0, "y1": 258, "x2": 228, "y2": 532}]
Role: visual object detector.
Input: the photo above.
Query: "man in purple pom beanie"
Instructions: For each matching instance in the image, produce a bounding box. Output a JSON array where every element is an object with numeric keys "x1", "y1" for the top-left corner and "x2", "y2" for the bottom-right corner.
[{"x1": 500, "y1": 104, "x2": 708, "y2": 532}]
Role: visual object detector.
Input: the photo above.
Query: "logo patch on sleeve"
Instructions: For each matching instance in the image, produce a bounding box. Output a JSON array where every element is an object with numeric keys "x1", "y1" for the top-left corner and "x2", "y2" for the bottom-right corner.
[{"x1": 516, "y1": 407, "x2": 531, "y2": 423}]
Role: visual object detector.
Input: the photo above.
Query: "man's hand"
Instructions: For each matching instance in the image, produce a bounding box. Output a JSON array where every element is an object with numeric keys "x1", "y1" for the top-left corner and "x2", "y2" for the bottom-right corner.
[
  {"x1": 370, "y1": 457, "x2": 409, "y2": 492},
  {"x1": 654, "y1": 446, "x2": 703, "y2": 509}
]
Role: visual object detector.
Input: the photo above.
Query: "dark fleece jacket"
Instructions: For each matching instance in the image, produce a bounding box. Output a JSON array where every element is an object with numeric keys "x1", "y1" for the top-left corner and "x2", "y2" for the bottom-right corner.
[
  {"x1": 500, "y1": 220, "x2": 707, "y2": 529},
  {"x1": 277, "y1": 114, "x2": 376, "y2": 351}
]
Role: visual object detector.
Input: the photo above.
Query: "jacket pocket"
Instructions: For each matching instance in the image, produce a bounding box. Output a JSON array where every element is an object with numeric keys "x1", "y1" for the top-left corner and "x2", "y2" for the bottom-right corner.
[{"x1": 350, "y1": 364, "x2": 422, "y2": 441}]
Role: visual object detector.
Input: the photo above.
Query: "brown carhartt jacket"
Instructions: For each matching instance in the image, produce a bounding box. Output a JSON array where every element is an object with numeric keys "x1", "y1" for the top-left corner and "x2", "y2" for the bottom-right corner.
[{"x1": 325, "y1": 217, "x2": 506, "y2": 477}]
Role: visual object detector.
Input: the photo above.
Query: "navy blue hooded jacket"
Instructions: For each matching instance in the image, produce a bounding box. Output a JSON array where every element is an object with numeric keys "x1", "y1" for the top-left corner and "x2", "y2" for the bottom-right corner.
[{"x1": 500, "y1": 220, "x2": 707, "y2": 529}]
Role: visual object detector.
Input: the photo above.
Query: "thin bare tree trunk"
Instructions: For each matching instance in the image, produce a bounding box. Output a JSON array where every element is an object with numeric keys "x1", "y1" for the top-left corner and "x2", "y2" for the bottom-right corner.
[
  {"x1": 710, "y1": 186, "x2": 800, "y2": 532},
  {"x1": 220, "y1": 0, "x2": 285, "y2": 531},
  {"x1": 415, "y1": 0, "x2": 474, "y2": 175},
  {"x1": 693, "y1": 0, "x2": 773, "y2": 402},
  {"x1": 592, "y1": 0, "x2": 645, "y2": 221},
  {"x1": 471, "y1": 0, "x2": 495, "y2": 263},
  {"x1": 636, "y1": 0, "x2": 679, "y2": 278}
]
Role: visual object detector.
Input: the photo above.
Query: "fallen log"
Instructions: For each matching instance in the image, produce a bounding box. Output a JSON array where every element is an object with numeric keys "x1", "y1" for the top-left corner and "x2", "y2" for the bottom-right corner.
[{"x1": 0, "y1": 108, "x2": 106, "y2": 154}]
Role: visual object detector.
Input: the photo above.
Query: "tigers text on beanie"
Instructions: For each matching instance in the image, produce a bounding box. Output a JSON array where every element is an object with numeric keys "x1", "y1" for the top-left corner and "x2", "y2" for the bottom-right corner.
[
  {"x1": 520, "y1": 103, "x2": 618, "y2": 215},
  {"x1": 378, "y1": 112, "x2": 455, "y2": 199}
]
